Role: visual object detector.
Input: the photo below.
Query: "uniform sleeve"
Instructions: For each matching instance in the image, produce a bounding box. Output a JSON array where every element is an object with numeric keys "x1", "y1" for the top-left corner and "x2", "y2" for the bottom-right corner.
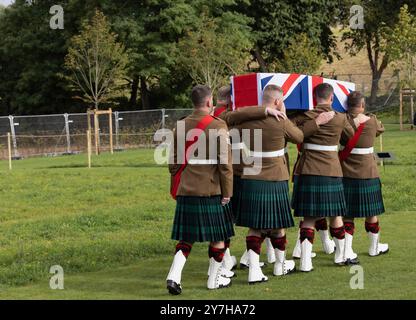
[
  {"x1": 342, "y1": 114, "x2": 355, "y2": 140},
  {"x1": 290, "y1": 113, "x2": 318, "y2": 138},
  {"x1": 374, "y1": 116, "x2": 385, "y2": 137},
  {"x1": 168, "y1": 126, "x2": 181, "y2": 176},
  {"x1": 224, "y1": 106, "x2": 267, "y2": 126},
  {"x1": 217, "y1": 121, "x2": 233, "y2": 198},
  {"x1": 284, "y1": 119, "x2": 304, "y2": 144}
]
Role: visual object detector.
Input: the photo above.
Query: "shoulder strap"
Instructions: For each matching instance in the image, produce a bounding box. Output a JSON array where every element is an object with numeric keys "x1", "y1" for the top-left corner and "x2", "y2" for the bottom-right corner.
[
  {"x1": 170, "y1": 115, "x2": 215, "y2": 199},
  {"x1": 339, "y1": 122, "x2": 366, "y2": 161},
  {"x1": 213, "y1": 106, "x2": 227, "y2": 117}
]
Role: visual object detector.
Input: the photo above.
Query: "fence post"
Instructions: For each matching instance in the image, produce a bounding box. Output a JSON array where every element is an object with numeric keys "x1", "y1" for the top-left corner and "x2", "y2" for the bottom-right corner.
[
  {"x1": 109, "y1": 108, "x2": 113, "y2": 154},
  {"x1": 8, "y1": 115, "x2": 20, "y2": 159},
  {"x1": 64, "y1": 113, "x2": 72, "y2": 154},
  {"x1": 162, "y1": 108, "x2": 166, "y2": 130},
  {"x1": 114, "y1": 111, "x2": 120, "y2": 150},
  {"x1": 7, "y1": 133, "x2": 12, "y2": 170}
]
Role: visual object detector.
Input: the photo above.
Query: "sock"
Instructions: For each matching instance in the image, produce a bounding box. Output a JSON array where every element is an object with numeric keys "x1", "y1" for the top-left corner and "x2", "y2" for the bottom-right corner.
[
  {"x1": 300, "y1": 228, "x2": 314, "y2": 243},
  {"x1": 365, "y1": 221, "x2": 380, "y2": 234},
  {"x1": 246, "y1": 236, "x2": 264, "y2": 255},
  {"x1": 270, "y1": 235, "x2": 287, "y2": 251},
  {"x1": 315, "y1": 218, "x2": 328, "y2": 231},
  {"x1": 344, "y1": 222, "x2": 355, "y2": 236},
  {"x1": 209, "y1": 247, "x2": 226, "y2": 263},
  {"x1": 330, "y1": 226, "x2": 346, "y2": 240},
  {"x1": 224, "y1": 239, "x2": 231, "y2": 250},
  {"x1": 175, "y1": 242, "x2": 192, "y2": 258}
]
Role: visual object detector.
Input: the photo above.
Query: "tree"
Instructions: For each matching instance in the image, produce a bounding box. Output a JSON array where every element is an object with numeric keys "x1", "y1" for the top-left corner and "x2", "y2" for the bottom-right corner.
[
  {"x1": 64, "y1": 10, "x2": 129, "y2": 110},
  {"x1": 275, "y1": 33, "x2": 323, "y2": 75},
  {"x1": 177, "y1": 7, "x2": 253, "y2": 93},
  {"x1": 383, "y1": 4, "x2": 416, "y2": 88},
  {"x1": 238, "y1": 0, "x2": 339, "y2": 72},
  {"x1": 341, "y1": 0, "x2": 416, "y2": 105}
]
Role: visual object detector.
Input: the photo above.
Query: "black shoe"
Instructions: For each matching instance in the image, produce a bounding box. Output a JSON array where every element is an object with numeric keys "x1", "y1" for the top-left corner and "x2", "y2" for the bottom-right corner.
[
  {"x1": 345, "y1": 257, "x2": 360, "y2": 265},
  {"x1": 167, "y1": 280, "x2": 182, "y2": 295},
  {"x1": 248, "y1": 278, "x2": 268, "y2": 285},
  {"x1": 240, "y1": 262, "x2": 267, "y2": 269}
]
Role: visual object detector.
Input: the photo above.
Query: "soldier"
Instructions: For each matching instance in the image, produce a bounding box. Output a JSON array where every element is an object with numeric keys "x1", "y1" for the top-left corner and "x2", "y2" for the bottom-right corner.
[
  {"x1": 340, "y1": 91, "x2": 389, "y2": 260},
  {"x1": 166, "y1": 85, "x2": 234, "y2": 295},
  {"x1": 291, "y1": 83, "x2": 368, "y2": 271},
  {"x1": 235, "y1": 85, "x2": 332, "y2": 283},
  {"x1": 214, "y1": 85, "x2": 287, "y2": 269}
]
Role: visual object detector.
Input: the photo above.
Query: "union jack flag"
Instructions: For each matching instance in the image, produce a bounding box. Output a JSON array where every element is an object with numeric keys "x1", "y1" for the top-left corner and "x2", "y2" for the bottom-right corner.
[{"x1": 230, "y1": 73, "x2": 355, "y2": 112}]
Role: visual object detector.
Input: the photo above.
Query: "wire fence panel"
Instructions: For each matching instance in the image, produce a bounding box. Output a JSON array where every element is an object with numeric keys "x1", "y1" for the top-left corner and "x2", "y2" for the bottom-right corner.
[
  {"x1": 0, "y1": 109, "x2": 195, "y2": 160},
  {"x1": 0, "y1": 87, "x2": 412, "y2": 161}
]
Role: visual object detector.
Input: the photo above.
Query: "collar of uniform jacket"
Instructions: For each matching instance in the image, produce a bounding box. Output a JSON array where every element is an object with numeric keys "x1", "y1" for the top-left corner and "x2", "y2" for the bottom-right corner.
[
  {"x1": 192, "y1": 109, "x2": 210, "y2": 117},
  {"x1": 315, "y1": 103, "x2": 333, "y2": 112}
]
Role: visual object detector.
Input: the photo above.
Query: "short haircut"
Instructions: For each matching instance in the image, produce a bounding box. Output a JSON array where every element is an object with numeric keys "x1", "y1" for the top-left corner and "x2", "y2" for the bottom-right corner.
[
  {"x1": 347, "y1": 91, "x2": 365, "y2": 109},
  {"x1": 314, "y1": 83, "x2": 334, "y2": 101},
  {"x1": 217, "y1": 85, "x2": 231, "y2": 103},
  {"x1": 191, "y1": 85, "x2": 212, "y2": 107},
  {"x1": 263, "y1": 85, "x2": 284, "y2": 104}
]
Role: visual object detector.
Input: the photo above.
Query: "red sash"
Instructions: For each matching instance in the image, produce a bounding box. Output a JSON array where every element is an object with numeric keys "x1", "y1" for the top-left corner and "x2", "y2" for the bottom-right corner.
[
  {"x1": 170, "y1": 114, "x2": 215, "y2": 200},
  {"x1": 213, "y1": 106, "x2": 227, "y2": 117},
  {"x1": 339, "y1": 123, "x2": 366, "y2": 161}
]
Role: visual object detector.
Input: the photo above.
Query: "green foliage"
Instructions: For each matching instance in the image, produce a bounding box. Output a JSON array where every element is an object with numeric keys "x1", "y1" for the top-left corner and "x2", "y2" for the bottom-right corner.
[
  {"x1": 383, "y1": 5, "x2": 416, "y2": 88},
  {"x1": 239, "y1": 0, "x2": 339, "y2": 71},
  {"x1": 64, "y1": 10, "x2": 129, "y2": 109},
  {"x1": 341, "y1": 0, "x2": 416, "y2": 104},
  {"x1": 275, "y1": 33, "x2": 323, "y2": 75},
  {"x1": 177, "y1": 6, "x2": 253, "y2": 93}
]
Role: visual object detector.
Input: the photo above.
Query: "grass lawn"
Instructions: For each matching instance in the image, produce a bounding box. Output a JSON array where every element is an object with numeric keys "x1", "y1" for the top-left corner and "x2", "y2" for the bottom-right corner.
[{"x1": 0, "y1": 124, "x2": 415, "y2": 300}]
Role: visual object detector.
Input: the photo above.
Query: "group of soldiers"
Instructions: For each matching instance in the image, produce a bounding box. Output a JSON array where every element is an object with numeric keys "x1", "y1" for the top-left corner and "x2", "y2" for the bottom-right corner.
[{"x1": 166, "y1": 83, "x2": 389, "y2": 295}]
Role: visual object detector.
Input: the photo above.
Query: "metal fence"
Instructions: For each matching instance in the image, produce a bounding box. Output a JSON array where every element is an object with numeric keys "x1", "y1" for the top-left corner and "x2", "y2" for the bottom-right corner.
[
  {"x1": 0, "y1": 90, "x2": 411, "y2": 160},
  {"x1": 0, "y1": 109, "x2": 194, "y2": 160}
]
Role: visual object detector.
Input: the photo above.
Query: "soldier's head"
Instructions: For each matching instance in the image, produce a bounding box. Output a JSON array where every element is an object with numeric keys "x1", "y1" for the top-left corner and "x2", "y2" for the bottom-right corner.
[
  {"x1": 217, "y1": 85, "x2": 232, "y2": 108},
  {"x1": 191, "y1": 85, "x2": 213, "y2": 111},
  {"x1": 262, "y1": 85, "x2": 284, "y2": 110},
  {"x1": 347, "y1": 91, "x2": 365, "y2": 114},
  {"x1": 314, "y1": 83, "x2": 334, "y2": 105}
]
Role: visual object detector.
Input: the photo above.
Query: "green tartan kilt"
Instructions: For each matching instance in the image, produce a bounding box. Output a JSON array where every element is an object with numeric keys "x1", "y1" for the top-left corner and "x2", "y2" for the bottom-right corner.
[
  {"x1": 171, "y1": 196, "x2": 235, "y2": 243},
  {"x1": 230, "y1": 175, "x2": 242, "y2": 222},
  {"x1": 236, "y1": 179, "x2": 294, "y2": 229},
  {"x1": 343, "y1": 178, "x2": 385, "y2": 217},
  {"x1": 292, "y1": 175, "x2": 346, "y2": 217}
]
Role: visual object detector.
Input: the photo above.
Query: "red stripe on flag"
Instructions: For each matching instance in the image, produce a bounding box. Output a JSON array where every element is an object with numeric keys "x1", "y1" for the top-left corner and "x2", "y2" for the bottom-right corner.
[
  {"x1": 337, "y1": 83, "x2": 350, "y2": 96},
  {"x1": 281, "y1": 74, "x2": 301, "y2": 96},
  {"x1": 233, "y1": 73, "x2": 258, "y2": 109},
  {"x1": 312, "y1": 76, "x2": 324, "y2": 107}
]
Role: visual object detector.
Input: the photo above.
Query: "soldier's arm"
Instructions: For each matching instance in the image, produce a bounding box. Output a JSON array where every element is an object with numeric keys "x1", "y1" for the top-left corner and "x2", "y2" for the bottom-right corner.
[
  {"x1": 223, "y1": 106, "x2": 267, "y2": 126},
  {"x1": 342, "y1": 115, "x2": 355, "y2": 140},
  {"x1": 284, "y1": 119, "x2": 304, "y2": 144},
  {"x1": 374, "y1": 115, "x2": 385, "y2": 137},
  {"x1": 291, "y1": 113, "x2": 319, "y2": 138},
  {"x1": 217, "y1": 121, "x2": 233, "y2": 198},
  {"x1": 168, "y1": 126, "x2": 181, "y2": 176}
]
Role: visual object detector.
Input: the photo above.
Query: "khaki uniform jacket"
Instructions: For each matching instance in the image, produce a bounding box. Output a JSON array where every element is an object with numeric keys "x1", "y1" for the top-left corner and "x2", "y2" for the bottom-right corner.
[
  {"x1": 292, "y1": 104, "x2": 355, "y2": 177},
  {"x1": 340, "y1": 113, "x2": 385, "y2": 179},
  {"x1": 240, "y1": 117, "x2": 304, "y2": 181},
  {"x1": 218, "y1": 106, "x2": 269, "y2": 177},
  {"x1": 169, "y1": 109, "x2": 233, "y2": 198}
]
